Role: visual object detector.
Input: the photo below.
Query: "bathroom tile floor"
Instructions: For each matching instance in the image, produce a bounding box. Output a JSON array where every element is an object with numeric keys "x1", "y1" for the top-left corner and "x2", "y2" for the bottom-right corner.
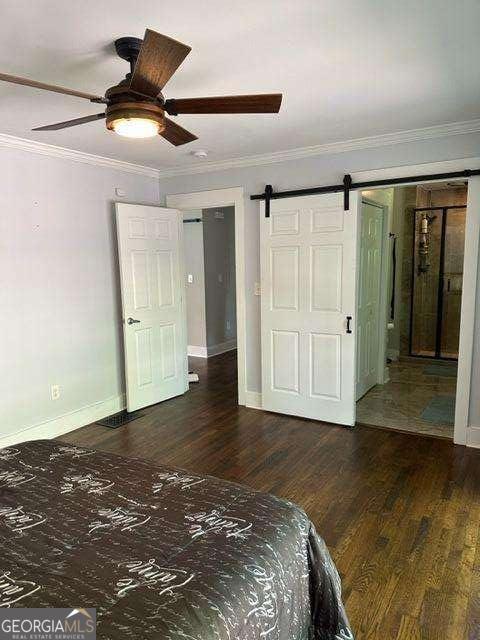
[{"x1": 356, "y1": 358, "x2": 456, "y2": 439}]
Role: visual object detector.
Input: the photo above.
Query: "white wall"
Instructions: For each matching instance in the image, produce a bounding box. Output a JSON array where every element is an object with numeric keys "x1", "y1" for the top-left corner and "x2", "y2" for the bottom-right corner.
[
  {"x1": 0, "y1": 148, "x2": 159, "y2": 444},
  {"x1": 3, "y1": 131, "x2": 480, "y2": 446},
  {"x1": 157, "y1": 132, "x2": 480, "y2": 409}
]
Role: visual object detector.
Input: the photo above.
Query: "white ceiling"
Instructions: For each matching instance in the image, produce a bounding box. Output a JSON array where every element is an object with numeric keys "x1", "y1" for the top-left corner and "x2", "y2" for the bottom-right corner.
[{"x1": 1, "y1": 0, "x2": 479, "y2": 170}]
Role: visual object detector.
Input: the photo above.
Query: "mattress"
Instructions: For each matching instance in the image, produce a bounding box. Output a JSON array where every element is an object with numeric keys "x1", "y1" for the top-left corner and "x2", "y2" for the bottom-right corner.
[{"x1": 0, "y1": 440, "x2": 353, "y2": 639}]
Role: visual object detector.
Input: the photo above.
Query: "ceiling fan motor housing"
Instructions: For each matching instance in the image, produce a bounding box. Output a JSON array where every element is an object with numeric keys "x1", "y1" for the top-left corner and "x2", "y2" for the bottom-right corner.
[{"x1": 114, "y1": 36, "x2": 143, "y2": 73}]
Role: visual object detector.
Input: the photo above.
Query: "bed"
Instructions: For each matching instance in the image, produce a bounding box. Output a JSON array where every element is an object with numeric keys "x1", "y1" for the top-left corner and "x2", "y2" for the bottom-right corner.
[{"x1": 0, "y1": 440, "x2": 353, "y2": 639}]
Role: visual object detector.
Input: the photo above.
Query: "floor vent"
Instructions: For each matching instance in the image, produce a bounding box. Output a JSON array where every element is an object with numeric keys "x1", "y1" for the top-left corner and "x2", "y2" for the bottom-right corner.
[{"x1": 96, "y1": 410, "x2": 144, "y2": 429}]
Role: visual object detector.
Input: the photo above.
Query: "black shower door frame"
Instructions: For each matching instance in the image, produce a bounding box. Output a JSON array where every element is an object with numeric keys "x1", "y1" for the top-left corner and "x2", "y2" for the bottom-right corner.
[{"x1": 409, "y1": 204, "x2": 467, "y2": 361}]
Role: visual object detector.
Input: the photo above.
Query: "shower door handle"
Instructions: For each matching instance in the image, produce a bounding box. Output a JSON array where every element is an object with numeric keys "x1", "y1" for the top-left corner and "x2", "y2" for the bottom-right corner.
[{"x1": 346, "y1": 316, "x2": 353, "y2": 334}]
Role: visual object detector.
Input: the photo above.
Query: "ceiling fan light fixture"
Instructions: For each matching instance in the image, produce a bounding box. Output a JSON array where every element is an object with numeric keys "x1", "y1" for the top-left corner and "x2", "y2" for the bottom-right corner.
[
  {"x1": 111, "y1": 116, "x2": 159, "y2": 138},
  {"x1": 105, "y1": 101, "x2": 165, "y2": 138}
]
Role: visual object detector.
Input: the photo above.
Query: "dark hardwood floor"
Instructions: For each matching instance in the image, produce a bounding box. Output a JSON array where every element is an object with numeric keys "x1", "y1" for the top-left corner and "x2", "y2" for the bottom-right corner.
[{"x1": 61, "y1": 350, "x2": 480, "y2": 640}]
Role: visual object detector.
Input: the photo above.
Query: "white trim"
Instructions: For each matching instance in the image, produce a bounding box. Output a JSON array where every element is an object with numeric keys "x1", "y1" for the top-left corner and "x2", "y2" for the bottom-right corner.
[
  {"x1": 177, "y1": 209, "x2": 190, "y2": 393},
  {"x1": 351, "y1": 159, "x2": 480, "y2": 447},
  {"x1": 2, "y1": 119, "x2": 479, "y2": 181},
  {"x1": 188, "y1": 340, "x2": 237, "y2": 358},
  {"x1": 467, "y1": 427, "x2": 480, "y2": 449},
  {"x1": 0, "y1": 394, "x2": 126, "y2": 449},
  {"x1": 455, "y1": 175, "x2": 480, "y2": 445},
  {"x1": 157, "y1": 119, "x2": 480, "y2": 178},
  {"x1": 207, "y1": 339, "x2": 237, "y2": 357},
  {"x1": 0, "y1": 132, "x2": 159, "y2": 178},
  {"x1": 188, "y1": 345, "x2": 208, "y2": 358},
  {"x1": 352, "y1": 157, "x2": 480, "y2": 184},
  {"x1": 245, "y1": 391, "x2": 263, "y2": 410},
  {"x1": 167, "y1": 188, "x2": 247, "y2": 406}
]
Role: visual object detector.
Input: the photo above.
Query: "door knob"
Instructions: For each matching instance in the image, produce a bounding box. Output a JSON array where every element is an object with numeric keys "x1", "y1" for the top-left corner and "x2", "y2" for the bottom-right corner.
[{"x1": 127, "y1": 317, "x2": 141, "y2": 325}]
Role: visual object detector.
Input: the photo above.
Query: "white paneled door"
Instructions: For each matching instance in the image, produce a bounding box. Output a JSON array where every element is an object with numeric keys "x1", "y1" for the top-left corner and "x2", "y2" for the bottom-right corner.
[
  {"x1": 356, "y1": 201, "x2": 384, "y2": 400},
  {"x1": 260, "y1": 192, "x2": 359, "y2": 426},
  {"x1": 116, "y1": 203, "x2": 187, "y2": 412}
]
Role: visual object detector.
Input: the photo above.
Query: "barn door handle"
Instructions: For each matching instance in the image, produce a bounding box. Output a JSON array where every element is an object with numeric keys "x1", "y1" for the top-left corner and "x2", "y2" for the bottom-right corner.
[
  {"x1": 127, "y1": 317, "x2": 141, "y2": 325},
  {"x1": 346, "y1": 316, "x2": 352, "y2": 334}
]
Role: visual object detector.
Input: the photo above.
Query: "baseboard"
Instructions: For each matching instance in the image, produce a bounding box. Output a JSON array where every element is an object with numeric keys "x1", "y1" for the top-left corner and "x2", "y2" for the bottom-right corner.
[
  {"x1": 382, "y1": 367, "x2": 391, "y2": 384},
  {"x1": 245, "y1": 391, "x2": 262, "y2": 410},
  {"x1": 188, "y1": 345, "x2": 208, "y2": 358},
  {"x1": 207, "y1": 340, "x2": 237, "y2": 357},
  {"x1": 466, "y1": 426, "x2": 480, "y2": 448},
  {"x1": 188, "y1": 340, "x2": 237, "y2": 358},
  {"x1": 0, "y1": 394, "x2": 126, "y2": 448},
  {"x1": 387, "y1": 348, "x2": 400, "y2": 361}
]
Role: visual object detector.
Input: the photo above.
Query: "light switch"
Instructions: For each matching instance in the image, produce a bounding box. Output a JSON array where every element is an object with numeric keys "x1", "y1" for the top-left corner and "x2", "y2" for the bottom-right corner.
[
  {"x1": 187, "y1": 274, "x2": 194, "y2": 284},
  {"x1": 254, "y1": 282, "x2": 261, "y2": 296}
]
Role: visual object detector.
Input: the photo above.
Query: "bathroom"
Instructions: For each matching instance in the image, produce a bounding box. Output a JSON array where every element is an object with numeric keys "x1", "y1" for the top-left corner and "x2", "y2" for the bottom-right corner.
[{"x1": 356, "y1": 181, "x2": 467, "y2": 438}]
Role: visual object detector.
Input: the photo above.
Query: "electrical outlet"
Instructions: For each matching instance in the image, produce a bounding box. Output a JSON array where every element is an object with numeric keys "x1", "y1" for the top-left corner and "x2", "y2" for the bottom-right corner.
[
  {"x1": 187, "y1": 273, "x2": 194, "y2": 284},
  {"x1": 51, "y1": 385, "x2": 60, "y2": 401}
]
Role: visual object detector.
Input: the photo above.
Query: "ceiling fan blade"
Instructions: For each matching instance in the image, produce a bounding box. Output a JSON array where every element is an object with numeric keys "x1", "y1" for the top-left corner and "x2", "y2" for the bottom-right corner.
[
  {"x1": 129, "y1": 29, "x2": 191, "y2": 98},
  {"x1": 32, "y1": 113, "x2": 106, "y2": 131},
  {"x1": 0, "y1": 72, "x2": 105, "y2": 102},
  {"x1": 161, "y1": 117, "x2": 197, "y2": 146},
  {"x1": 164, "y1": 93, "x2": 282, "y2": 115}
]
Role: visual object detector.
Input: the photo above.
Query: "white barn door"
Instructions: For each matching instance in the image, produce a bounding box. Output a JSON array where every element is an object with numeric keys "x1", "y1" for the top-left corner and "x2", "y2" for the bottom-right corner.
[
  {"x1": 116, "y1": 203, "x2": 188, "y2": 412},
  {"x1": 260, "y1": 192, "x2": 359, "y2": 426}
]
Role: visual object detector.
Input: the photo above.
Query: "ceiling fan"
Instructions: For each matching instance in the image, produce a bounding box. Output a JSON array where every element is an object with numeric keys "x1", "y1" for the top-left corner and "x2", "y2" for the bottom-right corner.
[{"x1": 0, "y1": 29, "x2": 282, "y2": 146}]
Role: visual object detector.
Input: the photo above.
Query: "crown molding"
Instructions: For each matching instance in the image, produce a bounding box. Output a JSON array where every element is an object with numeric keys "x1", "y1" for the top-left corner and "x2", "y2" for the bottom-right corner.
[
  {"x1": 156, "y1": 118, "x2": 480, "y2": 179},
  {"x1": 1, "y1": 118, "x2": 479, "y2": 182},
  {"x1": 0, "y1": 132, "x2": 159, "y2": 178}
]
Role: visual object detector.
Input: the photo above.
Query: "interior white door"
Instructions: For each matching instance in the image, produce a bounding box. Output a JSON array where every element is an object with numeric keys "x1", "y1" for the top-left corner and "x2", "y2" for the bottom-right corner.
[
  {"x1": 116, "y1": 203, "x2": 187, "y2": 411},
  {"x1": 356, "y1": 201, "x2": 383, "y2": 400},
  {"x1": 260, "y1": 192, "x2": 359, "y2": 426}
]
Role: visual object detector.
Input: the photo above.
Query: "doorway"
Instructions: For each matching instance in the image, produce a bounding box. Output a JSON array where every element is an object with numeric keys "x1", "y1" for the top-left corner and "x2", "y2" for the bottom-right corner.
[
  {"x1": 166, "y1": 187, "x2": 247, "y2": 405},
  {"x1": 356, "y1": 181, "x2": 468, "y2": 438},
  {"x1": 183, "y1": 206, "x2": 237, "y2": 360}
]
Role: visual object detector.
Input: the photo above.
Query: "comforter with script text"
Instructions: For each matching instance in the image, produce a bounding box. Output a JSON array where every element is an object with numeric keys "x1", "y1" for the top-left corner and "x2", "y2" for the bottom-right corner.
[{"x1": 0, "y1": 440, "x2": 353, "y2": 639}]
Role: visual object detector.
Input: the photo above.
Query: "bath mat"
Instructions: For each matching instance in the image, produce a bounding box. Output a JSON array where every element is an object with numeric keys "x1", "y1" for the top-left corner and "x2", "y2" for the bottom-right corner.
[
  {"x1": 424, "y1": 364, "x2": 457, "y2": 378},
  {"x1": 421, "y1": 396, "x2": 455, "y2": 425}
]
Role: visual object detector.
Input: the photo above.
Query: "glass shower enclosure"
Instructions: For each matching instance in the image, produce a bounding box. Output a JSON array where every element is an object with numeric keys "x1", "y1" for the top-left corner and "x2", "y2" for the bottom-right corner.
[{"x1": 409, "y1": 205, "x2": 466, "y2": 360}]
